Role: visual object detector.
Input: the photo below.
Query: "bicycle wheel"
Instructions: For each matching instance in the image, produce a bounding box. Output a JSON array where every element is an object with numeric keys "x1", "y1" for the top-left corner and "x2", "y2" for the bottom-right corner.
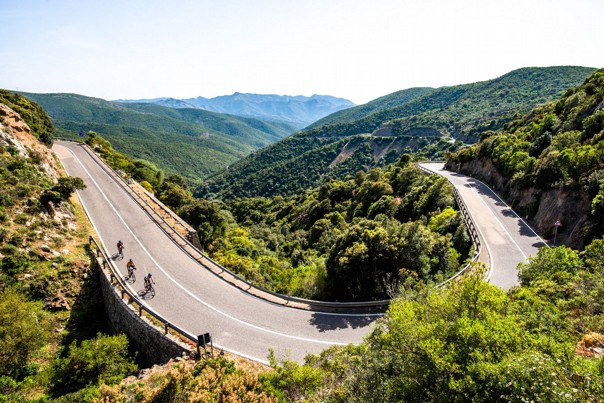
[
  {"x1": 149, "y1": 286, "x2": 155, "y2": 297},
  {"x1": 130, "y1": 271, "x2": 135, "y2": 281}
]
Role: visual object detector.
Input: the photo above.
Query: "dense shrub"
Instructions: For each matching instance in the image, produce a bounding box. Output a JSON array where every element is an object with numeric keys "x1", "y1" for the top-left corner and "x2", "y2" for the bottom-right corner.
[{"x1": 50, "y1": 333, "x2": 137, "y2": 396}]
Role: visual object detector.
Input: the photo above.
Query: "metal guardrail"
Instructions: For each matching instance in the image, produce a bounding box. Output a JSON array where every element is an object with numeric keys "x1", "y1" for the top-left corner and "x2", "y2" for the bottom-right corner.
[
  {"x1": 88, "y1": 235, "x2": 214, "y2": 358},
  {"x1": 416, "y1": 164, "x2": 482, "y2": 287}
]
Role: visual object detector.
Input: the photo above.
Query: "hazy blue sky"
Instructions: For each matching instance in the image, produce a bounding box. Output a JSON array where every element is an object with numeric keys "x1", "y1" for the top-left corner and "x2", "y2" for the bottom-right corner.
[{"x1": 1, "y1": 0, "x2": 603, "y2": 104}]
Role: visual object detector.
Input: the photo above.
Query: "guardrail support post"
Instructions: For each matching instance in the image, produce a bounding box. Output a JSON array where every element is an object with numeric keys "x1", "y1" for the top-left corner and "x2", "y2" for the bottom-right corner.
[
  {"x1": 139, "y1": 305, "x2": 143, "y2": 317},
  {"x1": 164, "y1": 322, "x2": 169, "y2": 335}
]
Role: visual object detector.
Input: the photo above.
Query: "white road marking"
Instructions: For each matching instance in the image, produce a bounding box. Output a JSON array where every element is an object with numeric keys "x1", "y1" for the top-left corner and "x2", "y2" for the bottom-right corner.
[{"x1": 472, "y1": 184, "x2": 528, "y2": 261}]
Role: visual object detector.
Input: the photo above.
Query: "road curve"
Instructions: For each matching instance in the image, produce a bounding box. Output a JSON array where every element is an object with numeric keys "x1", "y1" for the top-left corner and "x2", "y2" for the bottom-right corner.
[
  {"x1": 419, "y1": 162, "x2": 548, "y2": 289},
  {"x1": 53, "y1": 141, "x2": 380, "y2": 364}
]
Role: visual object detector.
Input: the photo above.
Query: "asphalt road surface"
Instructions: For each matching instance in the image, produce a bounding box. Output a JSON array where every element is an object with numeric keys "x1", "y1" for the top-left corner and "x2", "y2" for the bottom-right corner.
[
  {"x1": 419, "y1": 162, "x2": 548, "y2": 289},
  {"x1": 53, "y1": 141, "x2": 381, "y2": 364}
]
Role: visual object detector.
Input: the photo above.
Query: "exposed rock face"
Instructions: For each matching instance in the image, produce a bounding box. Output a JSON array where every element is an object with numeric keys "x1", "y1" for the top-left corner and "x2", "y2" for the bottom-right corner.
[
  {"x1": 0, "y1": 103, "x2": 60, "y2": 178},
  {"x1": 446, "y1": 157, "x2": 591, "y2": 249},
  {"x1": 532, "y1": 188, "x2": 591, "y2": 249}
]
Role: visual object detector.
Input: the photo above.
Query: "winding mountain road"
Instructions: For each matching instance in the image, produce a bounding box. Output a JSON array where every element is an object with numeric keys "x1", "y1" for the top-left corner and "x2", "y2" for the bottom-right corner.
[
  {"x1": 53, "y1": 141, "x2": 380, "y2": 364},
  {"x1": 52, "y1": 141, "x2": 548, "y2": 364},
  {"x1": 419, "y1": 162, "x2": 548, "y2": 289}
]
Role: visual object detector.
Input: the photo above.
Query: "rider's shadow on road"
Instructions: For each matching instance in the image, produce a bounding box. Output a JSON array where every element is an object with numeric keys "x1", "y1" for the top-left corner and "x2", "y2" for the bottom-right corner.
[
  {"x1": 138, "y1": 290, "x2": 155, "y2": 300},
  {"x1": 309, "y1": 312, "x2": 380, "y2": 332},
  {"x1": 111, "y1": 253, "x2": 123, "y2": 261}
]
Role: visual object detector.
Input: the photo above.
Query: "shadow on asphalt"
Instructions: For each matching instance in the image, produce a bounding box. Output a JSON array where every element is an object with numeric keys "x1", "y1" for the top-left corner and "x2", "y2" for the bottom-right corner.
[
  {"x1": 466, "y1": 180, "x2": 507, "y2": 208},
  {"x1": 533, "y1": 241, "x2": 549, "y2": 248},
  {"x1": 308, "y1": 312, "x2": 380, "y2": 332},
  {"x1": 454, "y1": 175, "x2": 548, "y2": 244},
  {"x1": 138, "y1": 289, "x2": 155, "y2": 300}
]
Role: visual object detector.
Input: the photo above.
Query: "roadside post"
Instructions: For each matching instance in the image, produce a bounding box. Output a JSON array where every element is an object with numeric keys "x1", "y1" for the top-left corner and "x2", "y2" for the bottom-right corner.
[{"x1": 553, "y1": 219, "x2": 562, "y2": 246}]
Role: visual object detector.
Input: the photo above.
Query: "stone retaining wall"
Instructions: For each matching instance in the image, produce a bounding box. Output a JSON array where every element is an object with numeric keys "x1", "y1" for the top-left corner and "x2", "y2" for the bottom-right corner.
[{"x1": 97, "y1": 265, "x2": 193, "y2": 367}]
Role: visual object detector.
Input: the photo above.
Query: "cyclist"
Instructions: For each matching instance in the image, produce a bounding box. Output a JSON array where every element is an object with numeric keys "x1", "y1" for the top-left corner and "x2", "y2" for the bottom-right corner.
[
  {"x1": 117, "y1": 240, "x2": 124, "y2": 256},
  {"x1": 126, "y1": 259, "x2": 136, "y2": 278},
  {"x1": 144, "y1": 273, "x2": 155, "y2": 291}
]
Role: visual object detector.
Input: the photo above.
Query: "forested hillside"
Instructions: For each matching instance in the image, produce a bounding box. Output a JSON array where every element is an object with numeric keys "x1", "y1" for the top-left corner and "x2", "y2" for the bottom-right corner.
[
  {"x1": 448, "y1": 68, "x2": 604, "y2": 248},
  {"x1": 307, "y1": 87, "x2": 433, "y2": 129},
  {"x1": 200, "y1": 66, "x2": 595, "y2": 199},
  {"x1": 211, "y1": 159, "x2": 471, "y2": 301},
  {"x1": 17, "y1": 92, "x2": 296, "y2": 183}
]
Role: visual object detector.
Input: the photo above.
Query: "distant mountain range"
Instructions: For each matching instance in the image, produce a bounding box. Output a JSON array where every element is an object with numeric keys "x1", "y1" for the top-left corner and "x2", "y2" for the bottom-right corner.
[
  {"x1": 19, "y1": 92, "x2": 296, "y2": 183},
  {"x1": 115, "y1": 93, "x2": 355, "y2": 129},
  {"x1": 198, "y1": 66, "x2": 596, "y2": 199}
]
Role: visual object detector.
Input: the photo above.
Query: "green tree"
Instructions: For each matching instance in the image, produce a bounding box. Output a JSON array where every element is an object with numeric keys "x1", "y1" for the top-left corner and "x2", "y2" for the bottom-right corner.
[
  {"x1": 157, "y1": 181, "x2": 193, "y2": 209},
  {"x1": 131, "y1": 159, "x2": 164, "y2": 191},
  {"x1": 40, "y1": 176, "x2": 86, "y2": 208},
  {"x1": 178, "y1": 199, "x2": 227, "y2": 249},
  {"x1": 326, "y1": 219, "x2": 401, "y2": 300},
  {"x1": 518, "y1": 246, "x2": 582, "y2": 286}
]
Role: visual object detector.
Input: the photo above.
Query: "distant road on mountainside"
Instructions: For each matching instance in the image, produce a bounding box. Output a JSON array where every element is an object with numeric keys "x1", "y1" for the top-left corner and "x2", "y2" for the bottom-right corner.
[
  {"x1": 420, "y1": 162, "x2": 548, "y2": 289},
  {"x1": 54, "y1": 140, "x2": 380, "y2": 364}
]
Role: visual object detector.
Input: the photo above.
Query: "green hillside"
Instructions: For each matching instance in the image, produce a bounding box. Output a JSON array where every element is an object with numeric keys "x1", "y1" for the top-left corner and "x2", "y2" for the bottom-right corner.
[
  {"x1": 199, "y1": 66, "x2": 595, "y2": 199},
  {"x1": 307, "y1": 87, "x2": 433, "y2": 129},
  {"x1": 307, "y1": 67, "x2": 595, "y2": 140},
  {"x1": 18, "y1": 92, "x2": 296, "y2": 183},
  {"x1": 0, "y1": 90, "x2": 55, "y2": 145},
  {"x1": 448, "y1": 68, "x2": 604, "y2": 247}
]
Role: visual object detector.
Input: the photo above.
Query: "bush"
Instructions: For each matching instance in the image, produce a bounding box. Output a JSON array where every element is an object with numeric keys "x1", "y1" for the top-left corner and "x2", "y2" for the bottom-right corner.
[
  {"x1": 41, "y1": 176, "x2": 86, "y2": 208},
  {"x1": 518, "y1": 246, "x2": 582, "y2": 285},
  {"x1": 50, "y1": 333, "x2": 137, "y2": 396},
  {"x1": 0, "y1": 288, "x2": 53, "y2": 379}
]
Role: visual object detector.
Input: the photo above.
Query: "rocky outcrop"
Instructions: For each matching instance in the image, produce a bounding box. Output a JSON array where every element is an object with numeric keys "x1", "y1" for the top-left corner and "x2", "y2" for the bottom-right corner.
[
  {"x1": 446, "y1": 157, "x2": 592, "y2": 249},
  {"x1": 0, "y1": 103, "x2": 60, "y2": 178}
]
